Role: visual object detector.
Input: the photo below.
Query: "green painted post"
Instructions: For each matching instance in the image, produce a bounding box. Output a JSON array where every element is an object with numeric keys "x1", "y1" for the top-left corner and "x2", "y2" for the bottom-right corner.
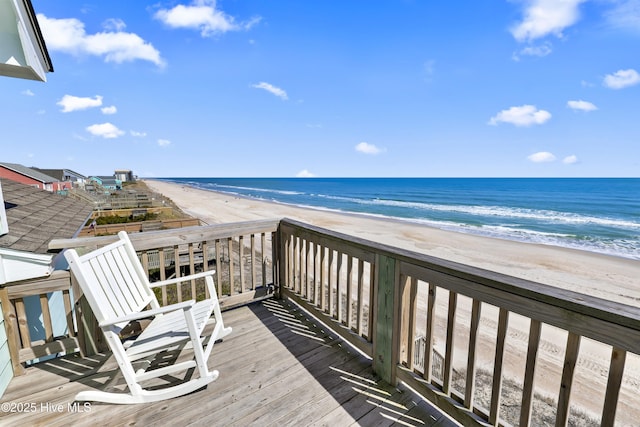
[{"x1": 373, "y1": 254, "x2": 397, "y2": 384}]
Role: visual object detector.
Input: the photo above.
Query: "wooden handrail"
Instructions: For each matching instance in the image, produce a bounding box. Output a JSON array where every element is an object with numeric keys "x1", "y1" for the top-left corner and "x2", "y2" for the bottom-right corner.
[
  {"x1": 277, "y1": 217, "x2": 640, "y2": 427},
  {"x1": 49, "y1": 219, "x2": 281, "y2": 251},
  {"x1": 0, "y1": 270, "x2": 81, "y2": 375}
]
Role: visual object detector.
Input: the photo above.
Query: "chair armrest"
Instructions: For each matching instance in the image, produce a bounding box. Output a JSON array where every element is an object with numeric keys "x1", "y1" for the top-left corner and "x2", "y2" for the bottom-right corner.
[
  {"x1": 149, "y1": 270, "x2": 216, "y2": 288},
  {"x1": 98, "y1": 300, "x2": 196, "y2": 327}
]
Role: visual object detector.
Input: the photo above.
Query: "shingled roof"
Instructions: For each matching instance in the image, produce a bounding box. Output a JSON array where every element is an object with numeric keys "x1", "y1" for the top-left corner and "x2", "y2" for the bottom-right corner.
[
  {"x1": 0, "y1": 162, "x2": 59, "y2": 183},
  {"x1": 0, "y1": 178, "x2": 92, "y2": 254}
]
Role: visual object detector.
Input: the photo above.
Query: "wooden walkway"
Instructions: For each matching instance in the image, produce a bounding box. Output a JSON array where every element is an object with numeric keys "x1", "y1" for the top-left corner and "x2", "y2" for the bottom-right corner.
[{"x1": 0, "y1": 299, "x2": 457, "y2": 427}]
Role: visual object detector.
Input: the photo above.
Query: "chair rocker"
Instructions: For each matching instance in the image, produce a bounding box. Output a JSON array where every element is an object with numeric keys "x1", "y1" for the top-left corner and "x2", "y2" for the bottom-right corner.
[{"x1": 64, "y1": 231, "x2": 232, "y2": 404}]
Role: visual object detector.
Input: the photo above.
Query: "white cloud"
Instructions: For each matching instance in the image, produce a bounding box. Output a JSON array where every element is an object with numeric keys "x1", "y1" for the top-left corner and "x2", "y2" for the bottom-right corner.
[
  {"x1": 604, "y1": 0, "x2": 640, "y2": 32},
  {"x1": 252, "y1": 82, "x2": 288, "y2": 100},
  {"x1": 512, "y1": 43, "x2": 552, "y2": 61},
  {"x1": 158, "y1": 139, "x2": 171, "y2": 147},
  {"x1": 603, "y1": 69, "x2": 640, "y2": 89},
  {"x1": 154, "y1": 1, "x2": 261, "y2": 37},
  {"x1": 22, "y1": 89, "x2": 34, "y2": 96},
  {"x1": 528, "y1": 151, "x2": 556, "y2": 163},
  {"x1": 488, "y1": 105, "x2": 551, "y2": 127},
  {"x1": 131, "y1": 130, "x2": 147, "y2": 137},
  {"x1": 101, "y1": 105, "x2": 117, "y2": 115},
  {"x1": 103, "y1": 18, "x2": 126, "y2": 32},
  {"x1": 511, "y1": 0, "x2": 586, "y2": 42},
  {"x1": 86, "y1": 122, "x2": 125, "y2": 139},
  {"x1": 296, "y1": 169, "x2": 316, "y2": 177},
  {"x1": 355, "y1": 142, "x2": 383, "y2": 155},
  {"x1": 57, "y1": 94, "x2": 103, "y2": 112},
  {"x1": 563, "y1": 155, "x2": 578, "y2": 164},
  {"x1": 37, "y1": 14, "x2": 165, "y2": 67},
  {"x1": 567, "y1": 100, "x2": 597, "y2": 111}
]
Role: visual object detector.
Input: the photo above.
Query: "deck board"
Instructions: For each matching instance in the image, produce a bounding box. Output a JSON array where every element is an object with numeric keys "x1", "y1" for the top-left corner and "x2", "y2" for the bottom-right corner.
[{"x1": 0, "y1": 299, "x2": 457, "y2": 426}]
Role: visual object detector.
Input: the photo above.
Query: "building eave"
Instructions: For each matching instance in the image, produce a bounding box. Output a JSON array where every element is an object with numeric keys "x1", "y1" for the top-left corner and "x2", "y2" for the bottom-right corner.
[
  {"x1": 21, "y1": 0, "x2": 53, "y2": 73},
  {"x1": 0, "y1": 0, "x2": 53, "y2": 82}
]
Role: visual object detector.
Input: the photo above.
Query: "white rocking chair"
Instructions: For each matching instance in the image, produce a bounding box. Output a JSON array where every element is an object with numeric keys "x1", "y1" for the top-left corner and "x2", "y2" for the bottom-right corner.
[{"x1": 64, "y1": 231, "x2": 232, "y2": 404}]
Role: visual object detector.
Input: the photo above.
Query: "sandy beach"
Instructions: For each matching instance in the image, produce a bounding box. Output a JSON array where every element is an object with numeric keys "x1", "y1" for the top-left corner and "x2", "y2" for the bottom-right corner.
[{"x1": 143, "y1": 179, "x2": 639, "y2": 307}]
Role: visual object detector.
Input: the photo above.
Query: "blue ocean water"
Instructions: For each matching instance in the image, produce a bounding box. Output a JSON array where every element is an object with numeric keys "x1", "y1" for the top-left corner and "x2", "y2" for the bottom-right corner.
[{"x1": 159, "y1": 178, "x2": 640, "y2": 260}]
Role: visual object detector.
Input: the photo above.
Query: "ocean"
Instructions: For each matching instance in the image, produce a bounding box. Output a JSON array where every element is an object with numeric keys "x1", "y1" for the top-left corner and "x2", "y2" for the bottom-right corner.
[{"x1": 159, "y1": 178, "x2": 640, "y2": 260}]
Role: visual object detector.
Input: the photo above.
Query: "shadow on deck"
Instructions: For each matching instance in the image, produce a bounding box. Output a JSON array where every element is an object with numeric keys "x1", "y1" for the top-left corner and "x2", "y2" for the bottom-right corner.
[{"x1": 0, "y1": 299, "x2": 457, "y2": 426}]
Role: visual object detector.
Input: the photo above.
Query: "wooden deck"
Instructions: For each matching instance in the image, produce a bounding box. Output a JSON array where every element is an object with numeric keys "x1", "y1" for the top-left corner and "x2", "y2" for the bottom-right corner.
[{"x1": 0, "y1": 299, "x2": 457, "y2": 426}]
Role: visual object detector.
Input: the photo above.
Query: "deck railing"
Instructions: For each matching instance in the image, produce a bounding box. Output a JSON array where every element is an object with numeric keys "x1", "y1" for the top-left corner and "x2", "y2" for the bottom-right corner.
[
  {"x1": 277, "y1": 218, "x2": 640, "y2": 427},
  {"x1": 50, "y1": 219, "x2": 279, "y2": 307},
  {"x1": 77, "y1": 217, "x2": 201, "y2": 237},
  {"x1": 2, "y1": 218, "x2": 639, "y2": 426},
  {"x1": 0, "y1": 270, "x2": 80, "y2": 376},
  {"x1": 3, "y1": 219, "x2": 279, "y2": 361}
]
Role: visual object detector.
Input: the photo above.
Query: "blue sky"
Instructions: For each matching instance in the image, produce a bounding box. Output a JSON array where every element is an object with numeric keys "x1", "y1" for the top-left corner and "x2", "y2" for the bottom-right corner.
[{"x1": 2, "y1": 1, "x2": 639, "y2": 177}]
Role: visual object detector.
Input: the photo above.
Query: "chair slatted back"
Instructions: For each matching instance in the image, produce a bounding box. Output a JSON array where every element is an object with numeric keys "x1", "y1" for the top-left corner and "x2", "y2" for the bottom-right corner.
[{"x1": 65, "y1": 231, "x2": 157, "y2": 327}]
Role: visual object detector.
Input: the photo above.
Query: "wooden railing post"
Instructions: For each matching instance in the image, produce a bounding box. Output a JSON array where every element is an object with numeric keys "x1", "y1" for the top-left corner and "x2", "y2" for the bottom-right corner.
[
  {"x1": 0, "y1": 287, "x2": 24, "y2": 376},
  {"x1": 372, "y1": 254, "x2": 400, "y2": 384},
  {"x1": 275, "y1": 224, "x2": 285, "y2": 299}
]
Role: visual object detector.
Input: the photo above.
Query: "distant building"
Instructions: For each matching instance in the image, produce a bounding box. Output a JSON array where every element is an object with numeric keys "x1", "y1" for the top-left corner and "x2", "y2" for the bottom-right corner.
[
  {"x1": 88, "y1": 176, "x2": 122, "y2": 191},
  {"x1": 34, "y1": 168, "x2": 87, "y2": 187},
  {"x1": 0, "y1": 162, "x2": 70, "y2": 192},
  {"x1": 114, "y1": 169, "x2": 134, "y2": 183}
]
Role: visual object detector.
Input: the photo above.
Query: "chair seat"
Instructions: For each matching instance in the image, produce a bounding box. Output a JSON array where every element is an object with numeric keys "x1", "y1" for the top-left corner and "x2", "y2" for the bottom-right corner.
[{"x1": 126, "y1": 299, "x2": 216, "y2": 358}]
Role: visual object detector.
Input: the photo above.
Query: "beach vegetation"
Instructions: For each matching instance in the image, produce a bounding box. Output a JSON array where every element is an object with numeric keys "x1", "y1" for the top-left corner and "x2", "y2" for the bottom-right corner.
[{"x1": 86, "y1": 212, "x2": 159, "y2": 226}]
